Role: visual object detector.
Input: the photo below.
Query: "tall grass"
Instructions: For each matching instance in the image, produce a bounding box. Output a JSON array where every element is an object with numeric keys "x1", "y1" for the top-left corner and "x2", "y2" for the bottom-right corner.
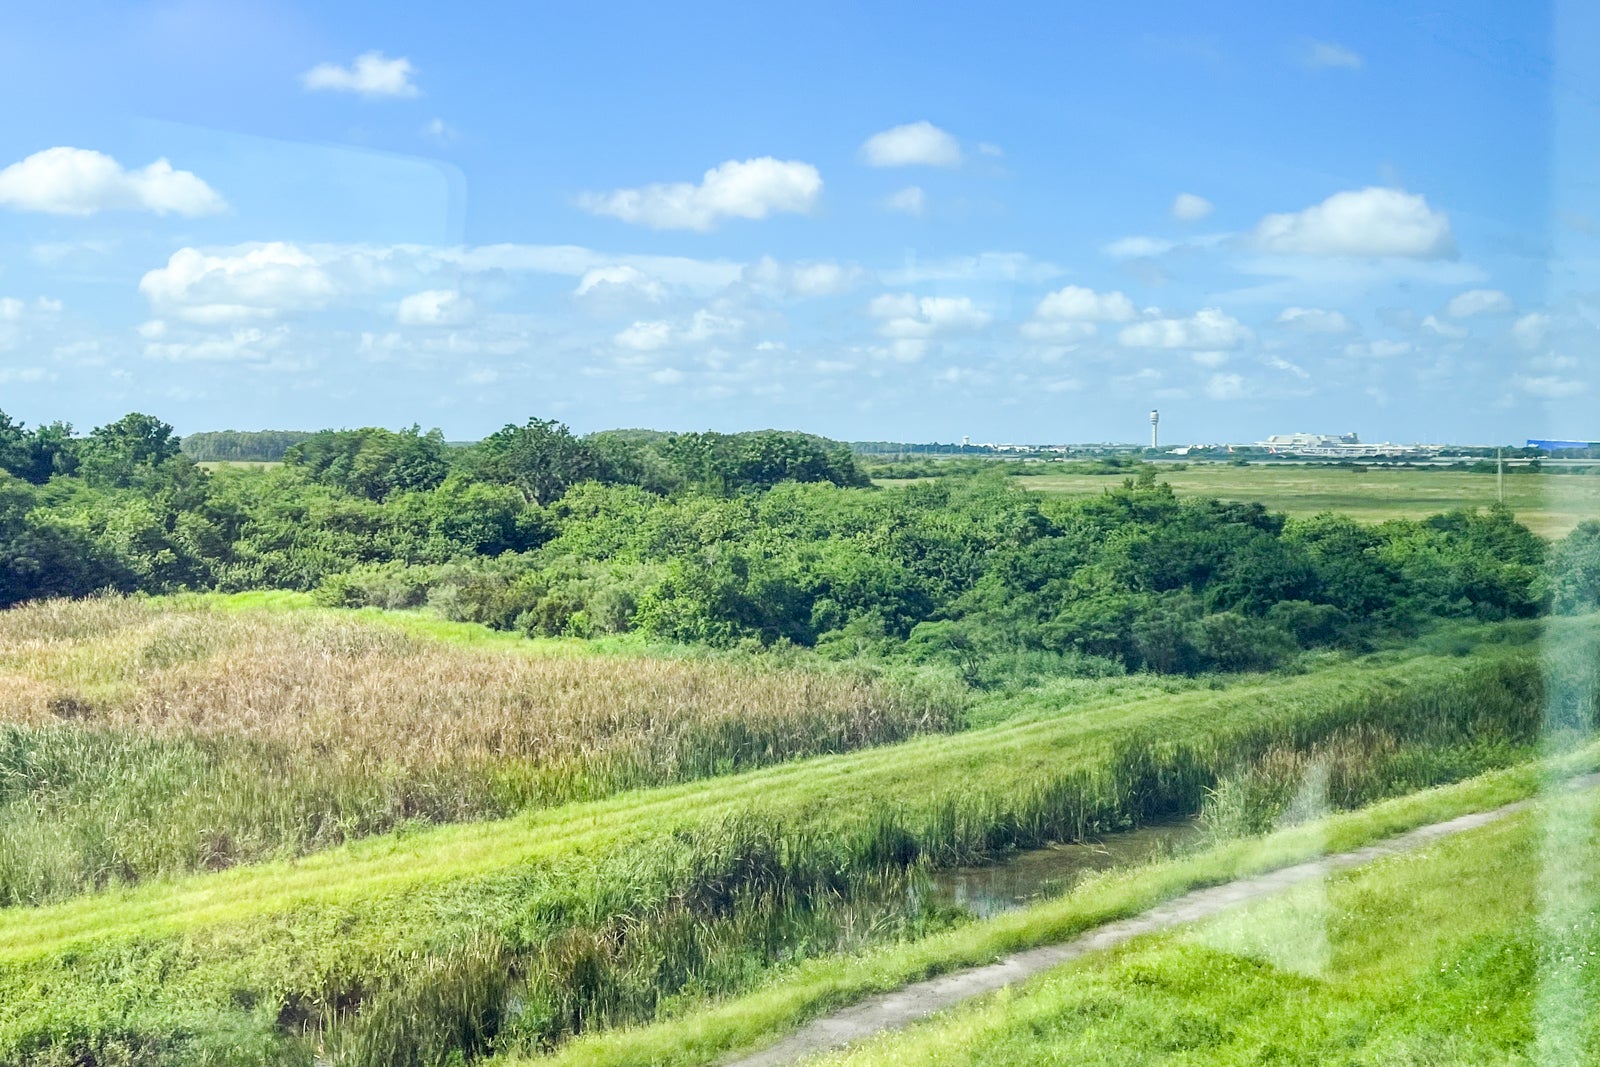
[
  {"x1": 2, "y1": 623, "x2": 1591, "y2": 1066},
  {"x1": 0, "y1": 596, "x2": 961, "y2": 903}
]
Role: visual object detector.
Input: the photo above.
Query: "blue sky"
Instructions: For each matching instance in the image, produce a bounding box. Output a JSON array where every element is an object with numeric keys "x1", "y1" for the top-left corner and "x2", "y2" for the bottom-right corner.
[{"x1": 0, "y1": 0, "x2": 1594, "y2": 444}]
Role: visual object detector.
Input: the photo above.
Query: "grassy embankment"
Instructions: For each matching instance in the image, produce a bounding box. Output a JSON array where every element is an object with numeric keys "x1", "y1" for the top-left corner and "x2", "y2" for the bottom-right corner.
[
  {"x1": 0, "y1": 593, "x2": 961, "y2": 904},
  {"x1": 1004, "y1": 465, "x2": 1599, "y2": 539},
  {"x1": 532, "y1": 744, "x2": 1600, "y2": 1067},
  {"x1": 2, "y1": 612, "x2": 1589, "y2": 1064},
  {"x1": 811, "y1": 779, "x2": 1600, "y2": 1065}
]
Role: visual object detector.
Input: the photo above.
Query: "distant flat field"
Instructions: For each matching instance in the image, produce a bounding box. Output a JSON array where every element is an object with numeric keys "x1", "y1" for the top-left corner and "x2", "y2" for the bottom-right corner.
[
  {"x1": 1007, "y1": 465, "x2": 1600, "y2": 539},
  {"x1": 196, "y1": 460, "x2": 283, "y2": 470}
]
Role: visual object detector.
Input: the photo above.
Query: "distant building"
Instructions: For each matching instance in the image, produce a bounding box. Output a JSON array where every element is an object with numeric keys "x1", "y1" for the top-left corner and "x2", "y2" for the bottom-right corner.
[
  {"x1": 1527, "y1": 439, "x2": 1597, "y2": 451},
  {"x1": 1259, "y1": 432, "x2": 1412, "y2": 458}
]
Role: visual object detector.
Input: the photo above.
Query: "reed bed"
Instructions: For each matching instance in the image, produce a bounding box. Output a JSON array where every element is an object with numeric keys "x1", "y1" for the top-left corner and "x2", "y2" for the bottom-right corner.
[
  {"x1": 3, "y1": 624, "x2": 1592, "y2": 1067},
  {"x1": 0, "y1": 596, "x2": 960, "y2": 903}
]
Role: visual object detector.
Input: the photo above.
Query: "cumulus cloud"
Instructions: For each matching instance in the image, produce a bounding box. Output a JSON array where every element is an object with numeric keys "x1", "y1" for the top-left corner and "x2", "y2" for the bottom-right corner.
[
  {"x1": 1024, "y1": 285, "x2": 1136, "y2": 338},
  {"x1": 1035, "y1": 285, "x2": 1136, "y2": 323},
  {"x1": 1252, "y1": 187, "x2": 1455, "y2": 258},
  {"x1": 1512, "y1": 312, "x2": 1550, "y2": 350},
  {"x1": 1276, "y1": 306, "x2": 1352, "y2": 333},
  {"x1": 1445, "y1": 288, "x2": 1513, "y2": 317},
  {"x1": 580, "y1": 157, "x2": 822, "y2": 231},
  {"x1": 860, "y1": 121, "x2": 963, "y2": 168},
  {"x1": 139, "y1": 243, "x2": 337, "y2": 322},
  {"x1": 869, "y1": 293, "x2": 990, "y2": 339},
  {"x1": 1301, "y1": 40, "x2": 1363, "y2": 69},
  {"x1": 0, "y1": 147, "x2": 226, "y2": 216},
  {"x1": 615, "y1": 308, "x2": 745, "y2": 351},
  {"x1": 575, "y1": 265, "x2": 666, "y2": 302},
  {"x1": 615, "y1": 320, "x2": 673, "y2": 351},
  {"x1": 743, "y1": 257, "x2": 865, "y2": 298},
  {"x1": 397, "y1": 289, "x2": 475, "y2": 326},
  {"x1": 1172, "y1": 192, "x2": 1213, "y2": 221},
  {"x1": 883, "y1": 186, "x2": 926, "y2": 216},
  {"x1": 1118, "y1": 308, "x2": 1252, "y2": 349},
  {"x1": 302, "y1": 51, "x2": 420, "y2": 98}
]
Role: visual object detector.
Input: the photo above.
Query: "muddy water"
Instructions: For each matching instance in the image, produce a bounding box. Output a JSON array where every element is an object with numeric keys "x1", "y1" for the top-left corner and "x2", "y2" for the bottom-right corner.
[{"x1": 926, "y1": 818, "x2": 1205, "y2": 919}]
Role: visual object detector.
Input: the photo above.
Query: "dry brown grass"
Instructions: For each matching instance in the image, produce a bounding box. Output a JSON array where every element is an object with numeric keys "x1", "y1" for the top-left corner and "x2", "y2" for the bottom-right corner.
[
  {"x1": 0, "y1": 596, "x2": 955, "y2": 781},
  {"x1": 0, "y1": 596, "x2": 962, "y2": 898}
]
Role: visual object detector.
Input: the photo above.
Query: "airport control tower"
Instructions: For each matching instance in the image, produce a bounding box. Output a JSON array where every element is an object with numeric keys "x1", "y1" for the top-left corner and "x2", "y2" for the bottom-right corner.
[{"x1": 1150, "y1": 409, "x2": 1160, "y2": 450}]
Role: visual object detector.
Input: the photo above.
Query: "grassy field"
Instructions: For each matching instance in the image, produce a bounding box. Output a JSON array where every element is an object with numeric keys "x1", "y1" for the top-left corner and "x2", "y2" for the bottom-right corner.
[
  {"x1": 815, "y1": 783, "x2": 1600, "y2": 1066},
  {"x1": 0, "y1": 594, "x2": 959, "y2": 903},
  {"x1": 529, "y1": 745, "x2": 1600, "y2": 1067},
  {"x1": 0, "y1": 615, "x2": 1587, "y2": 1064},
  {"x1": 1001, "y1": 465, "x2": 1600, "y2": 539}
]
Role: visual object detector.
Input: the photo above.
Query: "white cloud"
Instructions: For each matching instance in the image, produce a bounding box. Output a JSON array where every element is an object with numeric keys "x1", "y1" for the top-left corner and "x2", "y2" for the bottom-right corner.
[
  {"x1": 1420, "y1": 314, "x2": 1468, "y2": 339},
  {"x1": 883, "y1": 186, "x2": 926, "y2": 216},
  {"x1": 860, "y1": 121, "x2": 963, "y2": 168},
  {"x1": 1172, "y1": 192, "x2": 1213, "y2": 221},
  {"x1": 575, "y1": 265, "x2": 666, "y2": 302},
  {"x1": 1104, "y1": 236, "x2": 1176, "y2": 259},
  {"x1": 1265, "y1": 354, "x2": 1311, "y2": 379},
  {"x1": 1515, "y1": 374, "x2": 1588, "y2": 399},
  {"x1": 1302, "y1": 41, "x2": 1363, "y2": 69},
  {"x1": 1343, "y1": 339, "x2": 1413, "y2": 358},
  {"x1": 869, "y1": 293, "x2": 990, "y2": 339},
  {"x1": 649, "y1": 367, "x2": 685, "y2": 385},
  {"x1": 1275, "y1": 306, "x2": 1352, "y2": 333},
  {"x1": 1034, "y1": 285, "x2": 1136, "y2": 323},
  {"x1": 1191, "y1": 350, "x2": 1230, "y2": 368},
  {"x1": 397, "y1": 289, "x2": 475, "y2": 326},
  {"x1": 0, "y1": 297, "x2": 56, "y2": 322},
  {"x1": 302, "y1": 51, "x2": 420, "y2": 98},
  {"x1": 1445, "y1": 288, "x2": 1513, "y2": 317},
  {"x1": 1118, "y1": 308, "x2": 1252, "y2": 349},
  {"x1": 580, "y1": 157, "x2": 822, "y2": 231},
  {"x1": 139, "y1": 243, "x2": 337, "y2": 322},
  {"x1": 683, "y1": 308, "x2": 744, "y2": 342},
  {"x1": 615, "y1": 320, "x2": 674, "y2": 352},
  {"x1": 421, "y1": 118, "x2": 456, "y2": 143},
  {"x1": 615, "y1": 309, "x2": 744, "y2": 351},
  {"x1": 143, "y1": 325, "x2": 289, "y2": 362},
  {"x1": 1512, "y1": 312, "x2": 1551, "y2": 350},
  {"x1": 0, "y1": 147, "x2": 226, "y2": 217},
  {"x1": 1252, "y1": 187, "x2": 1455, "y2": 258},
  {"x1": 743, "y1": 257, "x2": 865, "y2": 297},
  {"x1": 1205, "y1": 373, "x2": 1246, "y2": 400},
  {"x1": 977, "y1": 142, "x2": 1004, "y2": 158}
]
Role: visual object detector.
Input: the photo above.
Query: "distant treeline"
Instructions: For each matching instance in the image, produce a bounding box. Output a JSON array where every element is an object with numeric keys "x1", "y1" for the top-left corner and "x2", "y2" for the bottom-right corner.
[
  {"x1": 5, "y1": 408, "x2": 1600, "y2": 683},
  {"x1": 180, "y1": 430, "x2": 316, "y2": 463}
]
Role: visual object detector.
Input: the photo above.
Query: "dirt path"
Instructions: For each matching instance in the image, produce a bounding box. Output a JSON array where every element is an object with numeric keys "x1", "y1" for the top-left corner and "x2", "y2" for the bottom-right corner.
[{"x1": 727, "y1": 773, "x2": 1600, "y2": 1067}]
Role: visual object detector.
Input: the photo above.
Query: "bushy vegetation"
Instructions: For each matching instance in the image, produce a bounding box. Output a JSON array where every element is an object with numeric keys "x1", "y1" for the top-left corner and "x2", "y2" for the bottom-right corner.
[
  {"x1": 0, "y1": 624, "x2": 1591, "y2": 1065},
  {"x1": 5, "y1": 408, "x2": 1595, "y2": 682}
]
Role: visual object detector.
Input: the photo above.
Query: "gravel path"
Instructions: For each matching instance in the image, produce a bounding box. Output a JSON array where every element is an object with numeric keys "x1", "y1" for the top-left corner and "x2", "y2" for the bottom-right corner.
[{"x1": 727, "y1": 773, "x2": 1600, "y2": 1066}]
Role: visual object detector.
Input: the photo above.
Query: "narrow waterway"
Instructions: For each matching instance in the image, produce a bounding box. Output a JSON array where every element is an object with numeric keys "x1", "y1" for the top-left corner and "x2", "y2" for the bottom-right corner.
[{"x1": 926, "y1": 818, "x2": 1205, "y2": 918}]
